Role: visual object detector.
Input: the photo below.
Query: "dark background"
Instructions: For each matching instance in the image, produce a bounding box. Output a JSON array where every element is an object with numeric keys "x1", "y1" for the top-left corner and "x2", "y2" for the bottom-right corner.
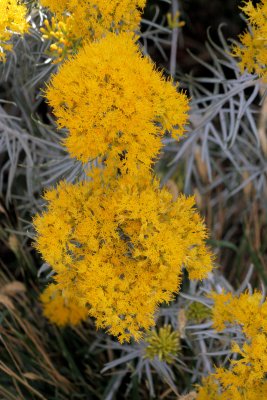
[{"x1": 144, "y1": 0, "x2": 245, "y2": 72}]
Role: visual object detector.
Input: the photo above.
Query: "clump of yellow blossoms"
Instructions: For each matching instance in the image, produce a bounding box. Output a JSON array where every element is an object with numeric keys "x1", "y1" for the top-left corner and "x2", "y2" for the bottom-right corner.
[
  {"x1": 40, "y1": 0, "x2": 145, "y2": 60},
  {"x1": 0, "y1": 0, "x2": 29, "y2": 61},
  {"x1": 45, "y1": 32, "x2": 189, "y2": 171},
  {"x1": 35, "y1": 5, "x2": 212, "y2": 341},
  {"x1": 144, "y1": 325, "x2": 181, "y2": 364},
  {"x1": 233, "y1": 0, "x2": 267, "y2": 81},
  {"x1": 34, "y1": 171, "x2": 212, "y2": 342},
  {"x1": 40, "y1": 283, "x2": 88, "y2": 326},
  {"x1": 197, "y1": 291, "x2": 267, "y2": 399}
]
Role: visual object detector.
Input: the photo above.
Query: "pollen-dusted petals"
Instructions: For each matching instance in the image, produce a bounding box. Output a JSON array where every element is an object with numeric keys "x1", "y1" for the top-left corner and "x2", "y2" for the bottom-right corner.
[
  {"x1": 34, "y1": 172, "x2": 212, "y2": 342},
  {"x1": 40, "y1": 0, "x2": 146, "y2": 58},
  {"x1": 40, "y1": 284, "x2": 88, "y2": 326},
  {"x1": 45, "y1": 32, "x2": 189, "y2": 170},
  {"x1": 232, "y1": 0, "x2": 267, "y2": 81},
  {"x1": 0, "y1": 0, "x2": 29, "y2": 62}
]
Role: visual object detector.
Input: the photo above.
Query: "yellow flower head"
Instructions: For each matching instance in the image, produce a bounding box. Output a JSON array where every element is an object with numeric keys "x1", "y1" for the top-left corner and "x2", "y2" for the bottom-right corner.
[
  {"x1": 34, "y1": 172, "x2": 212, "y2": 342},
  {"x1": 0, "y1": 0, "x2": 29, "y2": 61},
  {"x1": 233, "y1": 0, "x2": 267, "y2": 80},
  {"x1": 144, "y1": 325, "x2": 181, "y2": 364},
  {"x1": 40, "y1": 0, "x2": 146, "y2": 59},
  {"x1": 197, "y1": 291, "x2": 267, "y2": 399},
  {"x1": 45, "y1": 32, "x2": 189, "y2": 172},
  {"x1": 40, "y1": 283, "x2": 88, "y2": 326}
]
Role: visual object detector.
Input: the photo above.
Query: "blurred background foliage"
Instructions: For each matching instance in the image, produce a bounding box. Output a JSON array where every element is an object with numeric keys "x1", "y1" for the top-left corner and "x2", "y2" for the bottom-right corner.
[{"x1": 0, "y1": 0, "x2": 266, "y2": 398}]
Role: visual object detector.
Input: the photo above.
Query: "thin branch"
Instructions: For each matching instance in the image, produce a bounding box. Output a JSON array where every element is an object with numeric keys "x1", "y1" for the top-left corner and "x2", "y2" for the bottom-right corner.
[{"x1": 170, "y1": 0, "x2": 179, "y2": 76}]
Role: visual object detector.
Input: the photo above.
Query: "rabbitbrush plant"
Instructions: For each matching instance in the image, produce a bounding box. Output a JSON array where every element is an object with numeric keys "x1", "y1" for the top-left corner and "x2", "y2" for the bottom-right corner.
[{"x1": 0, "y1": 0, "x2": 266, "y2": 398}]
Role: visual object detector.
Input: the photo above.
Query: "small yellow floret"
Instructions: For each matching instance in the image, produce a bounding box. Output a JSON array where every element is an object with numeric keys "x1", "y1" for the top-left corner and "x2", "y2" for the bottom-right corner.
[
  {"x1": 40, "y1": 283, "x2": 88, "y2": 326},
  {"x1": 196, "y1": 376, "x2": 220, "y2": 400},
  {"x1": 40, "y1": 16, "x2": 81, "y2": 62}
]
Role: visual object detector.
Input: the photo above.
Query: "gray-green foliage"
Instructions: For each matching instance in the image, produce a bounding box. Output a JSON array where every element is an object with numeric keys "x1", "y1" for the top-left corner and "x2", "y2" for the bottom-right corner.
[
  {"x1": 100, "y1": 266, "x2": 255, "y2": 398},
  {"x1": 0, "y1": 11, "x2": 86, "y2": 227},
  {"x1": 163, "y1": 25, "x2": 265, "y2": 215}
]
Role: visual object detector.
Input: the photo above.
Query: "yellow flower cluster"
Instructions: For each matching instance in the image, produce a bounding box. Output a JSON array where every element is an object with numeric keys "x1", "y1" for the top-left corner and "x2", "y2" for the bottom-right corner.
[
  {"x1": 45, "y1": 32, "x2": 189, "y2": 172},
  {"x1": 0, "y1": 0, "x2": 29, "y2": 61},
  {"x1": 34, "y1": 171, "x2": 212, "y2": 342},
  {"x1": 40, "y1": 0, "x2": 145, "y2": 60},
  {"x1": 35, "y1": 2, "x2": 212, "y2": 341},
  {"x1": 197, "y1": 291, "x2": 267, "y2": 399},
  {"x1": 233, "y1": 0, "x2": 267, "y2": 80},
  {"x1": 40, "y1": 284, "x2": 88, "y2": 326},
  {"x1": 144, "y1": 325, "x2": 181, "y2": 364}
]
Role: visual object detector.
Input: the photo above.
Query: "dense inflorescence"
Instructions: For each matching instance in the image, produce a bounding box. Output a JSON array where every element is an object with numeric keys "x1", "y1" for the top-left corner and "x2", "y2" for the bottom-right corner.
[
  {"x1": 0, "y1": 0, "x2": 29, "y2": 61},
  {"x1": 35, "y1": 171, "x2": 212, "y2": 342},
  {"x1": 233, "y1": 0, "x2": 267, "y2": 80},
  {"x1": 45, "y1": 32, "x2": 189, "y2": 171},
  {"x1": 33, "y1": 0, "x2": 213, "y2": 342},
  {"x1": 40, "y1": 0, "x2": 146, "y2": 60},
  {"x1": 197, "y1": 291, "x2": 267, "y2": 399}
]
